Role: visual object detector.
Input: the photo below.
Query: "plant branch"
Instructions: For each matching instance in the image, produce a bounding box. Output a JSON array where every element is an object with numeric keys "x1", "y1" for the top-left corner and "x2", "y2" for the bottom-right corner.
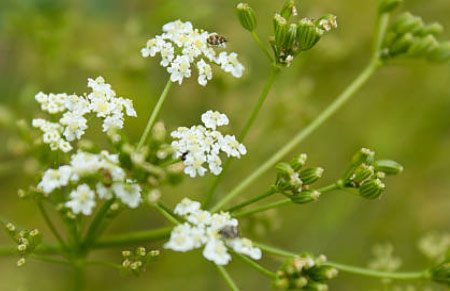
[
  {"x1": 251, "y1": 31, "x2": 274, "y2": 62},
  {"x1": 93, "y1": 227, "x2": 173, "y2": 248},
  {"x1": 216, "y1": 265, "x2": 240, "y2": 291},
  {"x1": 233, "y1": 251, "x2": 277, "y2": 279},
  {"x1": 227, "y1": 188, "x2": 277, "y2": 213},
  {"x1": 37, "y1": 200, "x2": 68, "y2": 252},
  {"x1": 137, "y1": 79, "x2": 173, "y2": 150},
  {"x1": 82, "y1": 198, "x2": 116, "y2": 250},
  {"x1": 155, "y1": 202, "x2": 180, "y2": 225}
]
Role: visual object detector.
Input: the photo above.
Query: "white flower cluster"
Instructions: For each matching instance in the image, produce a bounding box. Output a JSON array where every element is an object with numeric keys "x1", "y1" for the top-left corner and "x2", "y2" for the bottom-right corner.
[
  {"x1": 141, "y1": 20, "x2": 245, "y2": 86},
  {"x1": 32, "y1": 76, "x2": 137, "y2": 152},
  {"x1": 37, "y1": 150, "x2": 142, "y2": 215},
  {"x1": 170, "y1": 110, "x2": 247, "y2": 178},
  {"x1": 165, "y1": 198, "x2": 261, "y2": 265}
]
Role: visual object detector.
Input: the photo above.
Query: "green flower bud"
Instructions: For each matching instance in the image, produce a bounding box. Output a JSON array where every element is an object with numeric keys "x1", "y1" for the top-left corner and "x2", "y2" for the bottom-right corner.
[
  {"x1": 389, "y1": 33, "x2": 414, "y2": 55},
  {"x1": 299, "y1": 167, "x2": 324, "y2": 185},
  {"x1": 305, "y1": 282, "x2": 329, "y2": 291},
  {"x1": 274, "y1": 14, "x2": 288, "y2": 48},
  {"x1": 379, "y1": 0, "x2": 402, "y2": 14},
  {"x1": 276, "y1": 162, "x2": 295, "y2": 179},
  {"x1": 392, "y1": 12, "x2": 423, "y2": 35},
  {"x1": 297, "y1": 18, "x2": 323, "y2": 51},
  {"x1": 359, "y1": 179, "x2": 385, "y2": 199},
  {"x1": 427, "y1": 41, "x2": 450, "y2": 63},
  {"x1": 236, "y1": 3, "x2": 257, "y2": 31},
  {"x1": 430, "y1": 259, "x2": 450, "y2": 286},
  {"x1": 407, "y1": 35, "x2": 438, "y2": 57},
  {"x1": 374, "y1": 159, "x2": 404, "y2": 175},
  {"x1": 415, "y1": 22, "x2": 444, "y2": 36},
  {"x1": 351, "y1": 164, "x2": 375, "y2": 183},
  {"x1": 285, "y1": 23, "x2": 298, "y2": 50},
  {"x1": 280, "y1": 0, "x2": 298, "y2": 19},
  {"x1": 273, "y1": 276, "x2": 290, "y2": 289},
  {"x1": 351, "y1": 148, "x2": 375, "y2": 167},
  {"x1": 291, "y1": 190, "x2": 321, "y2": 204},
  {"x1": 290, "y1": 153, "x2": 307, "y2": 171},
  {"x1": 294, "y1": 276, "x2": 308, "y2": 288},
  {"x1": 315, "y1": 14, "x2": 338, "y2": 32},
  {"x1": 308, "y1": 266, "x2": 339, "y2": 281}
]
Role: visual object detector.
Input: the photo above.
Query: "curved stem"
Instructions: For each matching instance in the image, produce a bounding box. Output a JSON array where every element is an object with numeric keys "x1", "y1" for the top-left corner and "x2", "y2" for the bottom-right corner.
[
  {"x1": 251, "y1": 31, "x2": 274, "y2": 62},
  {"x1": 137, "y1": 79, "x2": 173, "y2": 150},
  {"x1": 227, "y1": 188, "x2": 277, "y2": 213},
  {"x1": 82, "y1": 199, "x2": 115, "y2": 250},
  {"x1": 325, "y1": 262, "x2": 430, "y2": 281},
  {"x1": 233, "y1": 251, "x2": 277, "y2": 279},
  {"x1": 93, "y1": 227, "x2": 173, "y2": 248},
  {"x1": 204, "y1": 66, "x2": 279, "y2": 207},
  {"x1": 216, "y1": 265, "x2": 240, "y2": 291},
  {"x1": 37, "y1": 201, "x2": 68, "y2": 252},
  {"x1": 211, "y1": 59, "x2": 381, "y2": 212}
]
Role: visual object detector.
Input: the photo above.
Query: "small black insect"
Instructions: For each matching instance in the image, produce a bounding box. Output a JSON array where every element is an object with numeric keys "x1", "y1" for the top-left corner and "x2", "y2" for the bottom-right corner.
[
  {"x1": 181, "y1": 152, "x2": 188, "y2": 161},
  {"x1": 207, "y1": 34, "x2": 228, "y2": 47},
  {"x1": 218, "y1": 225, "x2": 240, "y2": 239}
]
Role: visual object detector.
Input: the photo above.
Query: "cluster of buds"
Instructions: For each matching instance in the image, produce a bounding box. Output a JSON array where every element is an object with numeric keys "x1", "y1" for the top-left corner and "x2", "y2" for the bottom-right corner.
[
  {"x1": 236, "y1": 1, "x2": 337, "y2": 67},
  {"x1": 117, "y1": 122, "x2": 184, "y2": 187},
  {"x1": 275, "y1": 153, "x2": 323, "y2": 204},
  {"x1": 3, "y1": 222, "x2": 41, "y2": 267},
  {"x1": 273, "y1": 253, "x2": 338, "y2": 290},
  {"x1": 381, "y1": 11, "x2": 450, "y2": 63},
  {"x1": 341, "y1": 148, "x2": 403, "y2": 199},
  {"x1": 121, "y1": 247, "x2": 159, "y2": 276}
]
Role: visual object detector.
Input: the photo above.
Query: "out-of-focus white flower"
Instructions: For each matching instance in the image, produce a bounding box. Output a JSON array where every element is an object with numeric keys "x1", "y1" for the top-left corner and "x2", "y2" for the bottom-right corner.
[
  {"x1": 165, "y1": 198, "x2": 261, "y2": 266},
  {"x1": 32, "y1": 76, "x2": 137, "y2": 152},
  {"x1": 38, "y1": 166, "x2": 72, "y2": 194},
  {"x1": 112, "y1": 181, "x2": 142, "y2": 208},
  {"x1": 141, "y1": 20, "x2": 245, "y2": 86},
  {"x1": 65, "y1": 184, "x2": 96, "y2": 215},
  {"x1": 170, "y1": 111, "x2": 246, "y2": 178}
]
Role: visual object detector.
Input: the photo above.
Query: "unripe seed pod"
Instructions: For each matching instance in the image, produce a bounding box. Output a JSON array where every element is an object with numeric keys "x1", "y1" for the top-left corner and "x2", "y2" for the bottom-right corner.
[
  {"x1": 306, "y1": 282, "x2": 329, "y2": 291},
  {"x1": 290, "y1": 153, "x2": 307, "y2": 172},
  {"x1": 284, "y1": 23, "x2": 298, "y2": 50},
  {"x1": 359, "y1": 179, "x2": 385, "y2": 199},
  {"x1": 351, "y1": 148, "x2": 375, "y2": 167},
  {"x1": 407, "y1": 35, "x2": 438, "y2": 57},
  {"x1": 294, "y1": 276, "x2": 308, "y2": 288},
  {"x1": 236, "y1": 3, "x2": 257, "y2": 31},
  {"x1": 274, "y1": 14, "x2": 288, "y2": 48},
  {"x1": 379, "y1": 0, "x2": 402, "y2": 14},
  {"x1": 351, "y1": 164, "x2": 374, "y2": 183},
  {"x1": 392, "y1": 12, "x2": 423, "y2": 35},
  {"x1": 390, "y1": 33, "x2": 414, "y2": 55},
  {"x1": 297, "y1": 18, "x2": 323, "y2": 51},
  {"x1": 280, "y1": 0, "x2": 297, "y2": 19},
  {"x1": 291, "y1": 190, "x2": 321, "y2": 204},
  {"x1": 273, "y1": 277, "x2": 290, "y2": 289},
  {"x1": 374, "y1": 160, "x2": 404, "y2": 175},
  {"x1": 315, "y1": 14, "x2": 338, "y2": 31},
  {"x1": 309, "y1": 266, "x2": 339, "y2": 281},
  {"x1": 299, "y1": 167, "x2": 324, "y2": 185},
  {"x1": 427, "y1": 41, "x2": 450, "y2": 63},
  {"x1": 415, "y1": 22, "x2": 444, "y2": 36},
  {"x1": 276, "y1": 162, "x2": 295, "y2": 179}
]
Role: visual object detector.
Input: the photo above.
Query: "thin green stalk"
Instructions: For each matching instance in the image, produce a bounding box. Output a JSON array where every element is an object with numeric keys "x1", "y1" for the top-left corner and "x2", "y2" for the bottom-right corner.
[
  {"x1": 93, "y1": 227, "x2": 173, "y2": 248},
  {"x1": 37, "y1": 201, "x2": 68, "y2": 252},
  {"x1": 233, "y1": 183, "x2": 341, "y2": 217},
  {"x1": 211, "y1": 59, "x2": 381, "y2": 212},
  {"x1": 137, "y1": 79, "x2": 173, "y2": 150},
  {"x1": 216, "y1": 265, "x2": 240, "y2": 291},
  {"x1": 72, "y1": 261, "x2": 85, "y2": 291},
  {"x1": 256, "y1": 242, "x2": 430, "y2": 281},
  {"x1": 155, "y1": 203, "x2": 180, "y2": 225},
  {"x1": 251, "y1": 31, "x2": 274, "y2": 62},
  {"x1": 372, "y1": 13, "x2": 391, "y2": 59},
  {"x1": 325, "y1": 262, "x2": 430, "y2": 281},
  {"x1": 204, "y1": 66, "x2": 279, "y2": 207},
  {"x1": 0, "y1": 243, "x2": 62, "y2": 256},
  {"x1": 82, "y1": 199, "x2": 115, "y2": 250},
  {"x1": 227, "y1": 188, "x2": 277, "y2": 213},
  {"x1": 159, "y1": 158, "x2": 181, "y2": 167},
  {"x1": 233, "y1": 251, "x2": 277, "y2": 279},
  {"x1": 31, "y1": 255, "x2": 71, "y2": 266}
]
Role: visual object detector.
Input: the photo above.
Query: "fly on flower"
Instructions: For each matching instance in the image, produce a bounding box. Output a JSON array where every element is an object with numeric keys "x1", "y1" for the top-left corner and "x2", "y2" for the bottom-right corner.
[{"x1": 141, "y1": 20, "x2": 245, "y2": 86}]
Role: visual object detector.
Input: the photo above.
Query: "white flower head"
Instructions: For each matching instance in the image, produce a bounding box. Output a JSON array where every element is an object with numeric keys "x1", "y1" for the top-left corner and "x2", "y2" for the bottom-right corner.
[
  {"x1": 112, "y1": 181, "x2": 142, "y2": 208},
  {"x1": 65, "y1": 184, "x2": 96, "y2": 216},
  {"x1": 171, "y1": 111, "x2": 245, "y2": 178},
  {"x1": 38, "y1": 166, "x2": 72, "y2": 194},
  {"x1": 165, "y1": 198, "x2": 261, "y2": 266},
  {"x1": 141, "y1": 20, "x2": 245, "y2": 86}
]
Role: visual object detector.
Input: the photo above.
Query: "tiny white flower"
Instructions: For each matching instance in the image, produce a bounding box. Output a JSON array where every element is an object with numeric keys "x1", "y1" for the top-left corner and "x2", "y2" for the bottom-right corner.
[
  {"x1": 173, "y1": 198, "x2": 201, "y2": 216},
  {"x1": 65, "y1": 184, "x2": 96, "y2": 216},
  {"x1": 228, "y1": 238, "x2": 262, "y2": 260},
  {"x1": 164, "y1": 223, "x2": 197, "y2": 252},
  {"x1": 112, "y1": 182, "x2": 142, "y2": 208},
  {"x1": 167, "y1": 55, "x2": 192, "y2": 84},
  {"x1": 201, "y1": 110, "x2": 229, "y2": 130},
  {"x1": 38, "y1": 165, "x2": 72, "y2": 194},
  {"x1": 96, "y1": 183, "x2": 113, "y2": 200},
  {"x1": 203, "y1": 238, "x2": 231, "y2": 265}
]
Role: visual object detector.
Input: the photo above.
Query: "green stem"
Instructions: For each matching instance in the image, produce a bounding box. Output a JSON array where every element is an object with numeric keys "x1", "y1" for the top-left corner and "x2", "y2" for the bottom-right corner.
[
  {"x1": 155, "y1": 202, "x2": 180, "y2": 225},
  {"x1": 137, "y1": 79, "x2": 173, "y2": 150},
  {"x1": 211, "y1": 59, "x2": 381, "y2": 212},
  {"x1": 233, "y1": 251, "x2": 277, "y2": 279},
  {"x1": 256, "y1": 242, "x2": 430, "y2": 281},
  {"x1": 216, "y1": 265, "x2": 240, "y2": 291},
  {"x1": 251, "y1": 31, "x2": 274, "y2": 62},
  {"x1": 204, "y1": 66, "x2": 279, "y2": 207},
  {"x1": 0, "y1": 243, "x2": 62, "y2": 256},
  {"x1": 227, "y1": 188, "x2": 277, "y2": 213},
  {"x1": 159, "y1": 158, "x2": 181, "y2": 168},
  {"x1": 72, "y1": 261, "x2": 85, "y2": 291},
  {"x1": 325, "y1": 262, "x2": 430, "y2": 281},
  {"x1": 82, "y1": 199, "x2": 115, "y2": 250},
  {"x1": 372, "y1": 13, "x2": 391, "y2": 59},
  {"x1": 86, "y1": 260, "x2": 122, "y2": 270},
  {"x1": 37, "y1": 201, "x2": 68, "y2": 252},
  {"x1": 93, "y1": 227, "x2": 173, "y2": 248},
  {"x1": 31, "y1": 255, "x2": 71, "y2": 265}
]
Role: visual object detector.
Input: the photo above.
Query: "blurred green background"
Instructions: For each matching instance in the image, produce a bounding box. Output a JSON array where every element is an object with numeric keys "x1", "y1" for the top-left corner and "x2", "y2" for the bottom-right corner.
[{"x1": 0, "y1": 0, "x2": 449, "y2": 290}]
